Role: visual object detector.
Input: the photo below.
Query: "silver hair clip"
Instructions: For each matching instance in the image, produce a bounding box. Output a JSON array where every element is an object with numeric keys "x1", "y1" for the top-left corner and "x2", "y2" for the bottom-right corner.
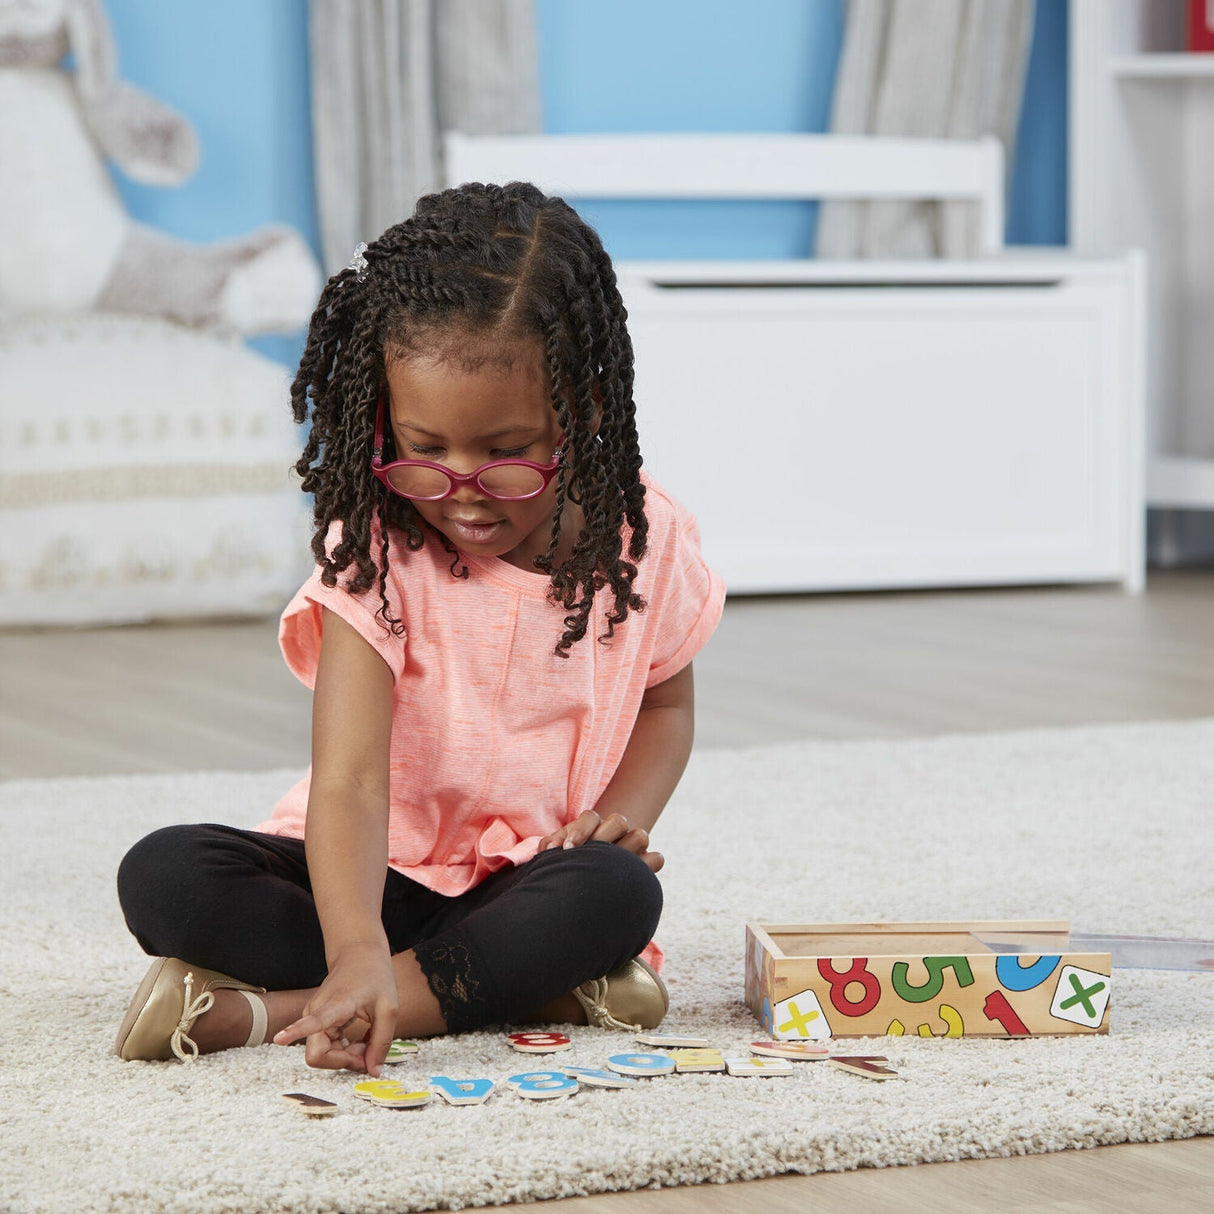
[{"x1": 347, "y1": 241, "x2": 369, "y2": 282}]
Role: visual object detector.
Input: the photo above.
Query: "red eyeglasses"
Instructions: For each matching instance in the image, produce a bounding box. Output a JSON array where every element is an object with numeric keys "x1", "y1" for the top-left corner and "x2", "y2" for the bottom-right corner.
[{"x1": 371, "y1": 392, "x2": 565, "y2": 502}]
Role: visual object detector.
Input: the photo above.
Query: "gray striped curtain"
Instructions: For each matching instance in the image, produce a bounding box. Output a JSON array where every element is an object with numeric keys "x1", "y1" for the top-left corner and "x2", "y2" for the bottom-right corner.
[
  {"x1": 308, "y1": 0, "x2": 542, "y2": 276},
  {"x1": 815, "y1": 0, "x2": 1035, "y2": 258}
]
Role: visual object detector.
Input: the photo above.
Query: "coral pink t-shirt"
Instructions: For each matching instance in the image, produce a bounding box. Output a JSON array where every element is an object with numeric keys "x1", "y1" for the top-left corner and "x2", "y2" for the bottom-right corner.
[{"x1": 258, "y1": 474, "x2": 724, "y2": 964}]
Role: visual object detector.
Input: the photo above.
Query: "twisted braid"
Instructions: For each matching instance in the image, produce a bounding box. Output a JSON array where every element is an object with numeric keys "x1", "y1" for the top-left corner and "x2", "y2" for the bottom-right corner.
[{"x1": 291, "y1": 182, "x2": 648, "y2": 654}]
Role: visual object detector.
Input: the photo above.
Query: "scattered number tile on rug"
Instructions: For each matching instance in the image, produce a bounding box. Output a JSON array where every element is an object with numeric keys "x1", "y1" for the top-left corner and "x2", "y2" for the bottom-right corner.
[
  {"x1": 384, "y1": 1039, "x2": 419, "y2": 1063},
  {"x1": 827, "y1": 1056, "x2": 902, "y2": 1080},
  {"x1": 668, "y1": 1048, "x2": 726, "y2": 1072},
  {"x1": 634, "y1": 1032, "x2": 711, "y2": 1047},
  {"x1": 723, "y1": 1056, "x2": 795, "y2": 1077},
  {"x1": 353, "y1": 1080, "x2": 432, "y2": 1108},
  {"x1": 281, "y1": 1092, "x2": 338, "y2": 1116},
  {"x1": 430, "y1": 1076, "x2": 495, "y2": 1105},
  {"x1": 507, "y1": 1031, "x2": 573, "y2": 1053},
  {"x1": 749, "y1": 1040, "x2": 831, "y2": 1060},
  {"x1": 506, "y1": 1071, "x2": 580, "y2": 1099},
  {"x1": 344, "y1": 1044, "x2": 910, "y2": 1112},
  {"x1": 561, "y1": 1065, "x2": 639, "y2": 1088},
  {"x1": 605, "y1": 1052, "x2": 676, "y2": 1076}
]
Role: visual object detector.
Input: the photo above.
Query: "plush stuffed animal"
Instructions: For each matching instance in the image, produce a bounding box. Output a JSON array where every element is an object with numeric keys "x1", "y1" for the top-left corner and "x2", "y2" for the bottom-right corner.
[{"x1": 0, "y1": 0, "x2": 321, "y2": 334}]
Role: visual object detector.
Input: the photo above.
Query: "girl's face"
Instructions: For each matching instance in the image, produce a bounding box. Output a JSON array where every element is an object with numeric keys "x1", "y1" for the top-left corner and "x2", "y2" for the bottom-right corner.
[{"x1": 382, "y1": 342, "x2": 577, "y2": 572}]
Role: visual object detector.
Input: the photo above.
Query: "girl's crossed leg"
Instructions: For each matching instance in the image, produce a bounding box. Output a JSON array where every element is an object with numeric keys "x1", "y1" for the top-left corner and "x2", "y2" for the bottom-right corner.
[{"x1": 116, "y1": 824, "x2": 663, "y2": 1061}]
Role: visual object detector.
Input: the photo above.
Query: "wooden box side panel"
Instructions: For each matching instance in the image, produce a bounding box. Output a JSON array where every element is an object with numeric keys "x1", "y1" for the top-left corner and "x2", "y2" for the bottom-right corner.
[
  {"x1": 762, "y1": 920, "x2": 1072, "y2": 953},
  {"x1": 758, "y1": 951, "x2": 1111, "y2": 1039},
  {"x1": 744, "y1": 924, "x2": 765, "y2": 1018}
]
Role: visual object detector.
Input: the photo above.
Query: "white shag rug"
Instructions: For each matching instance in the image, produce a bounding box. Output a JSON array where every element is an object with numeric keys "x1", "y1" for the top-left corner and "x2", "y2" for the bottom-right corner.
[{"x1": 2, "y1": 721, "x2": 1212, "y2": 1214}]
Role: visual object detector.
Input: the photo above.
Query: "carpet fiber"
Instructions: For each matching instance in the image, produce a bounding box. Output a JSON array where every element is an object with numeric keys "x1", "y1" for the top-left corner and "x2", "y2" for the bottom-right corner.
[{"x1": 2, "y1": 720, "x2": 1212, "y2": 1213}]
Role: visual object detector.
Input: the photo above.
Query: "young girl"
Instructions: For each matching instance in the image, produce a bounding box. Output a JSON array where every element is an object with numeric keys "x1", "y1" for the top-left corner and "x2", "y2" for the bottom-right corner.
[{"x1": 114, "y1": 182, "x2": 725, "y2": 1077}]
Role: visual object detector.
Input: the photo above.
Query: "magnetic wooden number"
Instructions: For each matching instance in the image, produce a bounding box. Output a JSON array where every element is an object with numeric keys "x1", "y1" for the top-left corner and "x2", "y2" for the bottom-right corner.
[
  {"x1": 561, "y1": 1066, "x2": 638, "y2": 1088},
  {"x1": 605, "y1": 1052, "x2": 676, "y2": 1076},
  {"x1": 828, "y1": 1055, "x2": 900, "y2": 1080},
  {"x1": 749, "y1": 1040, "x2": 831, "y2": 1060},
  {"x1": 817, "y1": 958, "x2": 881, "y2": 1016},
  {"x1": 668, "y1": 1048, "x2": 726, "y2": 1072},
  {"x1": 724, "y1": 1056, "x2": 795, "y2": 1077},
  {"x1": 890, "y1": 956, "x2": 974, "y2": 1003},
  {"x1": 282, "y1": 1092, "x2": 337, "y2": 1116},
  {"x1": 353, "y1": 1080, "x2": 431, "y2": 1108},
  {"x1": 506, "y1": 1070, "x2": 579, "y2": 1099},
  {"x1": 507, "y1": 1031, "x2": 572, "y2": 1053},
  {"x1": 429, "y1": 1076, "x2": 495, "y2": 1106},
  {"x1": 384, "y1": 1039, "x2": 419, "y2": 1063}
]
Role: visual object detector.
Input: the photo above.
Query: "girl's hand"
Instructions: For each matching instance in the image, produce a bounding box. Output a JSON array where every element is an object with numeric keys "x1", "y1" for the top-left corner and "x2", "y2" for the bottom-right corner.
[
  {"x1": 538, "y1": 810, "x2": 665, "y2": 873},
  {"x1": 272, "y1": 941, "x2": 399, "y2": 1077}
]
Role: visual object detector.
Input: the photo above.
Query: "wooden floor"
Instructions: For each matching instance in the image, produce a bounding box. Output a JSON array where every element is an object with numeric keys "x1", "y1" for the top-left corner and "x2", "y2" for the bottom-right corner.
[
  {"x1": 1, "y1": 570, "x2": 1211, "y2": 1209},
  {"x1": 4, "y1": 570, "x2": 1212, "y2": 778}
]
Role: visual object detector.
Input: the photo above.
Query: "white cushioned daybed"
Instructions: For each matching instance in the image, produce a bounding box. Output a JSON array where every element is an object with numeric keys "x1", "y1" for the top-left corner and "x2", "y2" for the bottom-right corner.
[{"x1": 0, "y1": 315, "x2": 309, "y2": 625}]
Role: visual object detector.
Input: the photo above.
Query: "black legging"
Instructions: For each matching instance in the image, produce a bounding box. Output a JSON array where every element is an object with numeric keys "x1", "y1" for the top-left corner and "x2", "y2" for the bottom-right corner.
[{"x1": 117, "y1": 824, "x2": 662, "y2": 1032}]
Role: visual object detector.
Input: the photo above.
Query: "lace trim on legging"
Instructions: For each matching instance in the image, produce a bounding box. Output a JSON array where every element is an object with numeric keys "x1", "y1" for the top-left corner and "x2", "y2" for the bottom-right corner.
[{"x1": 413, "y1": 934, "x2": 493, "y2": 1032}]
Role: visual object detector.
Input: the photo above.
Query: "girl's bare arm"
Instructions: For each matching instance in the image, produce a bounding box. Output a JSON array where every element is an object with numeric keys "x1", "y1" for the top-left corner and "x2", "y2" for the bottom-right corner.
[
  {"x1": 305, "y1": 608, "x2": 395, "y2": 953},
  {"x1": 538, "y1": 661, "x2": 696, "y2": 870},
  {"x1": 273, "y1": 608, "x2": 399, "y2": 1071}
]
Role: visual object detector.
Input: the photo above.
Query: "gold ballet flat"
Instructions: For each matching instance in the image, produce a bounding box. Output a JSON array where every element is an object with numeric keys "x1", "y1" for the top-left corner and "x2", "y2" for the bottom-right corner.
[
  {"x1": 114, "y1": 956, "x2": 267, "y2": 1062},
  {"x1": 572, "y1": 957, "x2": 669, "y2": 1031}
]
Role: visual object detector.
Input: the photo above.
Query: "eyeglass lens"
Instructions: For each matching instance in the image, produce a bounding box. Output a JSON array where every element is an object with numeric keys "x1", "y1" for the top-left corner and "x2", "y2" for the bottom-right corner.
[{"x1": 383, "y1": 462, "x2": 547, "y2": 501}]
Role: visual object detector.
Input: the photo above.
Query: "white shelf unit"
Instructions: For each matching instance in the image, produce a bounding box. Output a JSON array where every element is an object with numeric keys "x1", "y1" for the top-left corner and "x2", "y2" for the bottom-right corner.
[
  {"x1": 1109, "y1": 53, "x2": 1214, "y2": 79},
  {"x1": 1071, "y1": 1, "x2": 1214, "y2": 515}
]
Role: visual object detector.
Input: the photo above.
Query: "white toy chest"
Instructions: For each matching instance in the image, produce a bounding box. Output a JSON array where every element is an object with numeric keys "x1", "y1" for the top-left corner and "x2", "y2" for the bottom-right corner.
[{"x1": 619, "y1": 253, "x2": 1144, "y2": 594}]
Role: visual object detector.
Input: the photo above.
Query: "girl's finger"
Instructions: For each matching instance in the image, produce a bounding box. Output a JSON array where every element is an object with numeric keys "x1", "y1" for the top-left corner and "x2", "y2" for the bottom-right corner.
[
  {"x1": 304, "y1": 1031, "x2": 370, "y2": 1072},
  {"x1": 363, "y1": 1001, "x2": 399, "y2": 1078},
  {"x1": 640, "y1": 849, "x2": 665, "y2": 874},
  {"x1": 562, "y1": 810, "x2": 601, "y2": 848},
  {"x1": 538, "y1": 828, "x2": 567, "y2": 852},
  {"x1": 274, "y1": 998, "x2": 359, "y2": 1047},
  {"x1": 274, "y1": 1014, "x2": 327, "y2": 1046},
  {"x1": 589, "y1": 812, "x2": 632, "y2": 843},
  {"x1": 612, "y1": 826, "x2": 650, "y2": 854}
]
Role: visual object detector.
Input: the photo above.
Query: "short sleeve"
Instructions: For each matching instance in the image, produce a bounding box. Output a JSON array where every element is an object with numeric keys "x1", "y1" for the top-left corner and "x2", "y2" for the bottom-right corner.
[
  {"x1": 279, "y1": 521, "x2": 407, "y2": 688},
  {"x1": 643, "y1": 485, "x2": 726, "y2": 688}
]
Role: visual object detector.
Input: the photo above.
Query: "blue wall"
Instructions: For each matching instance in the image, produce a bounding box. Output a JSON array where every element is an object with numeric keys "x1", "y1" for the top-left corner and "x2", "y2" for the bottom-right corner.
[
  {"x1": 104, "y1": 0, "x2": 1067, "y2": 366},
  {"x1": 535, "y1": 0, "x2": 844, "y2": 259},
  {"x1": 536, "y1": 0, "x2": 1068, "y2": 256}
]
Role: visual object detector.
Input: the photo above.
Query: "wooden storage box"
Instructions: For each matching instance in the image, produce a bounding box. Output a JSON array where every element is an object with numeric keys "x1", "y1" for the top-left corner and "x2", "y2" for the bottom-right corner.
[{"x1": 746, "y1": 920, "x2": 1112, "y2": 1039}]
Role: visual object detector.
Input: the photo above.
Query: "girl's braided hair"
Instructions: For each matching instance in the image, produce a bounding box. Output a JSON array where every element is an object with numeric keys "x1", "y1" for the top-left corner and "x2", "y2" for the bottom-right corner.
[{"x1": 292, "y1": 181, "x2": 648, "y2": 657}]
